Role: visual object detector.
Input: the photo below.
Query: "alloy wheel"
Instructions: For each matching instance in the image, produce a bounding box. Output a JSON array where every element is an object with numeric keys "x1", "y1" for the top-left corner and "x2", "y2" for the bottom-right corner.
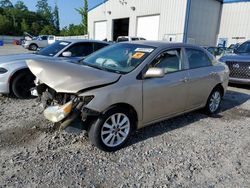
[
  {"x1": 209, "y1": 91, "x2": 221, "y2": 113},
  {"x1": 101, "y1": 113, "x2": 130, "y2": 147}
]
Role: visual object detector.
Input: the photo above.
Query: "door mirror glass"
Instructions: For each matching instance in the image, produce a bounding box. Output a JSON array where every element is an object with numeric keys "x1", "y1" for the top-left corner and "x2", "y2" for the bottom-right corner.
[
  {"x1": 62, "y1": 51, "x2": 72, "y2": 57},
  {"x1": 144, "y1": 68, "x2": 165, "y2": 78}
]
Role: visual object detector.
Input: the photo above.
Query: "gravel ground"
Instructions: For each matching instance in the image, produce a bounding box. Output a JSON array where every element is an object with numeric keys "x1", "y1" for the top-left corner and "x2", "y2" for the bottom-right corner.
[
  {"x1": 0, "y1": 44, "x2": 30, "y2": 55},
  {"x1": 0, "y1": 85, "x2": 249, "y2": 187},
  {"x1": 0, "y1": 47, "x2": 250, "y2": 187}
]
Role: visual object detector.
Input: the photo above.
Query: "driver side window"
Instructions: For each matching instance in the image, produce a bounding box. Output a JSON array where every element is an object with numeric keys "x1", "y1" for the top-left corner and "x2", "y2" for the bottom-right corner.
[{"x1": 151, "y1": 49, "x2": 183, "y2": 74}]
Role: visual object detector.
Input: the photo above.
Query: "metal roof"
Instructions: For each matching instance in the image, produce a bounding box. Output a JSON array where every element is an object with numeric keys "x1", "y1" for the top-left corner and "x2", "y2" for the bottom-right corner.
[{"x1": 88, "y1": 0, "x2": 250, "y2": 12}]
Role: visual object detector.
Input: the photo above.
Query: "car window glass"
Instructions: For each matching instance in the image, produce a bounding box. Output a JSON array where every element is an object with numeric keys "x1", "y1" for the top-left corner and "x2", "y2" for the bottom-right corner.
[
  {"x1": 236, "y1": 42, "x2": 250, "y2": 53},
  {"x1": 151, "y1": 49, "x2": 182, "y2": 73},
  {"x1": 66, "y1": 43, "x2": 93, "y2": 57},
  {"x1": 48, "y1": 36, "x2": 54, "y2": 40},
  {"x1": 41, "y1": 36, "x2": 48, "y2": 40},
  {"x1": 186, "y1": 49, "x2": 212, "y2": 69},
  {"x1": 94, "y1": 43, "x2": 109, "y2": 51},
  {"x1": 131, "y1": 37, "x2": 139, "y2": 41}
]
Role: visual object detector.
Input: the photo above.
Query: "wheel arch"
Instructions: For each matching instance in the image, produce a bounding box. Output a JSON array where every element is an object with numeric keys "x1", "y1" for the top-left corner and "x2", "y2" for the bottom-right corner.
[
  {"x1": 102, "y1": 103, "x2": 139, "y2": 130},
  {"x1": 213, "y1": 83, "x2": 225, "y2": 97},
  {"x1": 9, "y1": 68, "x2": 31, "y2": 93}
]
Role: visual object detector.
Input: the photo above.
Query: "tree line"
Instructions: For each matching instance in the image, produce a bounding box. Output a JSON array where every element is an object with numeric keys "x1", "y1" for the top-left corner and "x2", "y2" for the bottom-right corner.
[{"x1": 0, "y1": 0, "x2": 88, "y2": 36}]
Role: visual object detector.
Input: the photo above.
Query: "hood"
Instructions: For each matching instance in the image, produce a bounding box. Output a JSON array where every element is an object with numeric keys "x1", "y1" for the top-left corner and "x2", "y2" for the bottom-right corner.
[
  {"x1": 220, "y1": 53, "x2": 250, "y2": 62},
  {"x1": 26, "y1": 59, "x2": 121, "y2": 93},
  {"x1": 0, "y1": 53, "x2": 38, "y2": 64}
]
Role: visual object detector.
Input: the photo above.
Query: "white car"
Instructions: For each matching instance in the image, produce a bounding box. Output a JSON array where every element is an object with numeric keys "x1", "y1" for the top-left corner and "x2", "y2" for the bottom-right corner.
[
  {"x1": 0, "y1": 40, "x2": 109, "y2": 98},
  {"x1": 22, "y1": 35, "x2": 56, "y2": 51},
  {"x1": 116, "y1": 36, "x2": 146, "y2": 42}
]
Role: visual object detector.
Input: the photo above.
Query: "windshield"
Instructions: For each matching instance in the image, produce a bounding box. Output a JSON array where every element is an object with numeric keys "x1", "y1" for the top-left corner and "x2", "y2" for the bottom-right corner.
[
  {"x1": 37, "y1": 41, "x2": 71, "y2": 57},
  {"x1": 235, "y1": 42, "x2": 250, "y2": 54},
  {"x1": 83, "y1": 43, "x2": 155, "y2": 74}
]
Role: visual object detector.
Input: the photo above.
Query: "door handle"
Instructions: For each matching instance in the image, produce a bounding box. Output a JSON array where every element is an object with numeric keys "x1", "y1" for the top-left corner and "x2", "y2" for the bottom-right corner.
[{"x1": 180, "y1": 77, "x2": 188, "y2": 83}]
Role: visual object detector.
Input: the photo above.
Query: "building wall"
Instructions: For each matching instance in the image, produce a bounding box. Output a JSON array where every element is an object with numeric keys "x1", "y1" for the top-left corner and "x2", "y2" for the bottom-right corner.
[
  {"x1": 88, "y1": 0, "x2": 188, "y2": 42},
  {"x1": 218, "y1": 1, "x2": 250, "y2": 46},
  {"x1": 187, "y1": 0, "x2": 222, "y2": 46}
]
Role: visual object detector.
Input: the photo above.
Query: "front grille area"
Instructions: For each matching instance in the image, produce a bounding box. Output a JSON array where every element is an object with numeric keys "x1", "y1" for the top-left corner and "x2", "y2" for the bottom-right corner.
[{"x1": 225, "y1": 61, "x2": 250, "y2": 79}]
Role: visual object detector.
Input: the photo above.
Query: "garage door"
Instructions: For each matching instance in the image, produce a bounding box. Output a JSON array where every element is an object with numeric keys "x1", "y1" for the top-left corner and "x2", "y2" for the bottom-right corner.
[
  {"x1": 94, "y1": 21, "x2": 107, "y2": 40},
  {"x1": 137, "y1": 15, "x2": 160, "y2": 40}
]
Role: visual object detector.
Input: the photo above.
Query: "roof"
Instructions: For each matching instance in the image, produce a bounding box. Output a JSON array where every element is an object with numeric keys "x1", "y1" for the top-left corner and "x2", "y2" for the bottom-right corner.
[
  {"x1": 58, "y1": 39, "x2": 110, "y2": 44},
  {"x1": 122, "y1": 40, "x2": 202, "y2": 49},
  {"x1": 88, "y1": 0, "x2": 250, "y2": 12}
]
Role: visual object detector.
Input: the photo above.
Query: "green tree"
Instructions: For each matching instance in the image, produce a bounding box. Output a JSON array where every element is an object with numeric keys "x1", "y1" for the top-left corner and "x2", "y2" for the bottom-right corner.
[
  {"x1": 75, "y1": 0, "x2": 88, "y2": 34},
  {"x1": 36, "y1": 0, "x2": 53, "y2": 25},
  {"x1": 53, "y1": 2, "x2": 60, "y2": 33},
  {"x1": 0, "y1": 14, "x2": 12, "y2": 34},
  {"x1": 21, "y1": 18, "x2": 29, "y2": 32},
  {"x1": 31, "y1": 22, "x2": 41, "y2": 36},
  {"x1": 40, "y1": 24, "x2": 56, "y2": 35},
  {"x1": 0, "y1": 0, "x2": 13, "y2": 8},
  {"x1": 15, "y1": 0, "x2": 28, "y2": 11}
]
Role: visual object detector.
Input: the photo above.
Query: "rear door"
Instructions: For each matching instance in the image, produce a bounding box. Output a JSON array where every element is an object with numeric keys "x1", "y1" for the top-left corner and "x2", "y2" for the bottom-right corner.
[
  {"x1": 184, "y1": 48, "x2": 216, "y2": 109},
  {"x1": 143, "y1": 48, "x2": 189, "y2": 124}
]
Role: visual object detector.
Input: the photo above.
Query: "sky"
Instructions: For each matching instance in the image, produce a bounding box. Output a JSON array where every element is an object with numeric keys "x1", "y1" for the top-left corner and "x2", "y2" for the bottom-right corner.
[{"x1": 11, "y1": 0, "x2": 103, "y2": 28}]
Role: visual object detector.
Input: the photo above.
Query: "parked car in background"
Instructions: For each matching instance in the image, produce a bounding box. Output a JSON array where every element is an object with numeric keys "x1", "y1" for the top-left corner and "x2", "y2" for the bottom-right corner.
[
  {"x1": 0, "y1": 40, "x2": 109, "y2": 98},
  {"x1": 224, "y1": 43, "x2": 240, "y2": 54},
  {"x1": 220, "y1": 40, "x2": 250, "y2": 85},
  {"x1": 117, "y1": 36, "x2": 146, "y2": 42},
  {"x1": 27, "y1": 41, "x2": 229, "y2": 151},
  {"x1": 206, "y1": 46, "x2": 226, "y2": 57},
  {"x1": 22, "y1": 35, "x2": 56, "y2": 51}
]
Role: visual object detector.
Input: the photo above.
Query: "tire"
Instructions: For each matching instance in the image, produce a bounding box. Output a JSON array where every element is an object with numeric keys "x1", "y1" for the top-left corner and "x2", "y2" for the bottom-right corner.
[
  {"x1": 88, "y1": 107, "x2": 134, "y2": 152},
  {"x1": 204, "y1": 87, "x2": 222, "y2": 115},
  {"x1": 29, "y1": 44, "x2": 38, "y2": 51},
  {"x1": 11, "y1": 71, "x2": 35, "y2": 99}
]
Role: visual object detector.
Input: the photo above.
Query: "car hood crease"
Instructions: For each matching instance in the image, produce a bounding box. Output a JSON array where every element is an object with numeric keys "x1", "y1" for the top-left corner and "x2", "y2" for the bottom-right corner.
[{"x1": 26, "y1": 59, "x2": 121, "y2": 93}]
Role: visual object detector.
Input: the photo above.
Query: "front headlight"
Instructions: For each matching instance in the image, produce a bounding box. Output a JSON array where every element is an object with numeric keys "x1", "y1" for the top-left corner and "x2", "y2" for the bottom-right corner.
[
  {"x1": 83, "y1": 95, "x2": 94, "y2": 104},
  {"x1": 0, "y1": 68, "x2": 8, "y2": 74},
  {"x1": 44, "y1": 101, "x2": 73, "y2": 123}
]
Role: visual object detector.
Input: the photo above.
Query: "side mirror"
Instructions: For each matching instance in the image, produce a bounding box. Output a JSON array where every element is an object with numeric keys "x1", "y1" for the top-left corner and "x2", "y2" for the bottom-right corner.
[
  {"x1": 144, "y1": 68, "x2": 165, "y2": 78},
  {"x1": 62, "y1": 51, "x2": 72, "y2": 57}
]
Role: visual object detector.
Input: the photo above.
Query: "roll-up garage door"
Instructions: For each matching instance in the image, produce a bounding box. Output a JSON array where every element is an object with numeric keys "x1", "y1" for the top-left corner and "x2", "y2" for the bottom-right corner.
[
  {"x1": 94, "y1": 21, "x2": 107, "y2": 40},
  {"x1": 137, "y1": 15, "x2": 160, "y2": 40}
]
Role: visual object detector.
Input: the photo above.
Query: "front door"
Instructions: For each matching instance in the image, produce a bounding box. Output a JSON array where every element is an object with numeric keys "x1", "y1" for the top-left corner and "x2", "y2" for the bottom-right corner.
[{"x1": 143, "y1": 48, "x2": 189, "y2": 124}]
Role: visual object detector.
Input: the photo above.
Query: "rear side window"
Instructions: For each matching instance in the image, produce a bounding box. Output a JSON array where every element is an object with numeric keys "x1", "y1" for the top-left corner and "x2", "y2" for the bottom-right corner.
[
  {"x1": 66, "y1": 42, "x2": 93, "y2": 57},
  {"x1": 186, "y1": 49, "x2": 212, "y2": 69},
  {"x1": 94, "y1": 43, "x2": 109, "y2": 51}
]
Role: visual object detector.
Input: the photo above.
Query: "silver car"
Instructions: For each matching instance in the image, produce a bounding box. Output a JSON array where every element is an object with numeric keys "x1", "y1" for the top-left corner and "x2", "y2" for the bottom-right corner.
[
  {"x1": 27, "y1": 41, "x2": 229, "y2": 151},
  {"x1": 0, "y1": 40, "x2": 109, "y2": 98}
]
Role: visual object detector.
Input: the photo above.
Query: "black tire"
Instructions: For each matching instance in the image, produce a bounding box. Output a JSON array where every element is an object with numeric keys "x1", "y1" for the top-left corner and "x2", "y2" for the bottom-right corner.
[
  {"x1": 204, "y1": 87, "x2": 222, "y2": 115},
  {"x1": 29, "y1": 44, "x2": 38, "y2": 51},
  {"x1": 11, "y1": 71, "x2": 35, "y2": 99},
  {"x1": 88, "y1": 107, "x2": 134, "y2": 152}
]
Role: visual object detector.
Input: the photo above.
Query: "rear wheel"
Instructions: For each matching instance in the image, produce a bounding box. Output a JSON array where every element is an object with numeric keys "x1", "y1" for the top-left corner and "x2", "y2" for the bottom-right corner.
[
  {"x1": 204, "y1": 88, "x2": 222, "y2": 114},
  {"x1": 88, "y1": 107, "x2": 133, "y2": 152},
  {"x1": 11, "y1": 71, "x2": 35, "y2": 99}
]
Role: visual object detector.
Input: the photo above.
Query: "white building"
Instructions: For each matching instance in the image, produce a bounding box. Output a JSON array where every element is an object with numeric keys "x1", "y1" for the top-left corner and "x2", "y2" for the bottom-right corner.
[
  {"x1": 88, "y1": 0, "x2": 250, "y2": 47},
  {"x1": 218, "y1": 0, "x2": 250, "y2": 46}
]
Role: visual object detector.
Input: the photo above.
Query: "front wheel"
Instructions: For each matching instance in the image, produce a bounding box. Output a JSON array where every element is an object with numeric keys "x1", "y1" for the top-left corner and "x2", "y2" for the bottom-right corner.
[
  {"x1": 88, "y1": 107, "x2": 133, "y2": 152},
  {"x1": 204, "y1": 88, "x2": 222, "y2": 115},
  {"x1": 11, "y1": 71, "x2": 35, "y2": 99}
]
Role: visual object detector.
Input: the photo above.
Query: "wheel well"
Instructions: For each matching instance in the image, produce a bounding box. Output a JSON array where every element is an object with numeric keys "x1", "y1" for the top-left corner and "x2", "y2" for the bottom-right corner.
[
  {"x1": 29, "y1": 43, "x2": 38, "y2": 47},
  {"x1": 214, "y1": 83, "x2": 224, "y2": 96},
  {"x1": 104, "y1": 103, "x2": 138, "y2": 129},
  {"x1": 9, "y1": 68, "x2": 31, "y2": 93}
]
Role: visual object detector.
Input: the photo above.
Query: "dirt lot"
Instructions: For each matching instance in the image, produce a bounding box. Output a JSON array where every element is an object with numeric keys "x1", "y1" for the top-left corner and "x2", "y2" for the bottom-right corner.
[{"x1": 0, "y1": 47, "x2": 250, "y2": 187}]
